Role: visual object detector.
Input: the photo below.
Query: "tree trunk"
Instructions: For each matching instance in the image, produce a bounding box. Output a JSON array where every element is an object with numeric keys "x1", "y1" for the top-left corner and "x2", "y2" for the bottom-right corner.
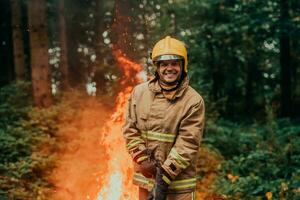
[
  {"x1": 95, "y1": 0, "x2": 105, "y2": 54},
  {"x1": 206, "y1": 36, "x2": 218, "y2": 101},
  {"x1": 245, "y1": 61, "x2": 254, "y2": 112},
  {"x1": 290, "y1": 36, "x2": 300, "y2": 117},
  {"x1": 111, "y1": 0, "x2": 134, "y2": 59},
  {"x1": 142, "y1": 14, "x2": 151, "y2": 77},
  {"x1": 93, "y1": 0, "x2": 107, "y2": 95},
  {"x1": 10, "y1": 0, "x2": 25, "y2": 81},
  {"x1": 0, "y1": 0, "x2": 14, "y2": 86},
  {"x1": 279, "y1": 0, "x2": 291, "y2": 117},
  {"x1": 58, "y1": 0, "x2": 69, "y2": 90},
  {"x1": 28, "y1": 0, "x2": 52, "y2": 107},
  {"x1": 65, "y1": 0, "x2": 85, "y2": 89}
]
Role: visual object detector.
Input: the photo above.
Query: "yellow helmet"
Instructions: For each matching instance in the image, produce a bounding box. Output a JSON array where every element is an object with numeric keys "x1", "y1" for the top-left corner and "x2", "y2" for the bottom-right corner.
[{"x1": 151, "y1": 36, "x2": 188, "y2": 73}]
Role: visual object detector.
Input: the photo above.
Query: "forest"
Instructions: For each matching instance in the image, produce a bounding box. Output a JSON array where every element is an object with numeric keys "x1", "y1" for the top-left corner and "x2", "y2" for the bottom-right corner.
[{"x1": 0, "y1": 0, "x2": 299, "y2": 199}]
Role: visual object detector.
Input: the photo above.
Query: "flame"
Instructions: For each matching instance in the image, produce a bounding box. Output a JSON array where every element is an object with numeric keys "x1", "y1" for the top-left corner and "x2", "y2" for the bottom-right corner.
[
  {"x1": 51, "y1": 49, "x2": 142, "y2": 200},
  {"x1": 96, "y1": 172, "x2": 122, "y2": 200},
  {"x1": 95, "y1": 49, "x2": 142, "y2": 200}
]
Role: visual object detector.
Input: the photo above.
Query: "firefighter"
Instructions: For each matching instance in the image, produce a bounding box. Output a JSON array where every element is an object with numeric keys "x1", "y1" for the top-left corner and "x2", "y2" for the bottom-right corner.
[{"x1": 123, "y1": 36, "x2": 205, "y2": 200}]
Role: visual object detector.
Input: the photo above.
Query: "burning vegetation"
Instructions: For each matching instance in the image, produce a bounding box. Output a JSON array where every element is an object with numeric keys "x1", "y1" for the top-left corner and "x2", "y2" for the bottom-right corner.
[{"x1": 51, "y1": 50, "x2": 141, "y2": 200}]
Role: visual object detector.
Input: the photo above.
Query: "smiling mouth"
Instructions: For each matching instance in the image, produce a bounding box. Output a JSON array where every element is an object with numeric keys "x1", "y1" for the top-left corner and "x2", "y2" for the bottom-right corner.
[
  {"x1": 165, "y1": 73, "x2": 176, "y2": 76},
  {"x1": 163, "y1": 71, "x2": 177, "y2": 75}
]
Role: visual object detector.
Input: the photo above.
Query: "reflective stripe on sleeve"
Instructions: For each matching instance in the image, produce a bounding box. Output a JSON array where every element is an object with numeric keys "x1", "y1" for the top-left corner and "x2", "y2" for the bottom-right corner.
[
  {"x1": 168, "y1": 178, "x2": 197, "y2": 190},
  {"x1": 133, "y1": 172, "x2": 154, "y2": 187},
  {"x1": 192, "y1": 191, "x2": 196, "y2": 200},
  {"x1": 133, "y1": 172, "x2": 197, "y2": 190},
  {"x1": 127, "y1": 138, "x2": 144, "y2": 150},
  {"x1": 170, "y1": 148, "x2": 189, "y2": 169},
  {"x1": 162, "y1": 175, "x2": 171, "y2": 185},
  {"x1": 136, "y1": 155, "x2": 148, "y2": 163},
  {"x1": 141, "y1": 131, "x2": 176, "y2": 143}
]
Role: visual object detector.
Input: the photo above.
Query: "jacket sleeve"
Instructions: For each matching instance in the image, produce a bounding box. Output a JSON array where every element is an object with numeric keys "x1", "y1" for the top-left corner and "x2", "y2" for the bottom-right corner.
[
  {"x1": 162, "y1": 99, "x2": 205, "y2": 179},
  {"x1": 122, "y1": 88, "x2": 148, "y2": 163}
]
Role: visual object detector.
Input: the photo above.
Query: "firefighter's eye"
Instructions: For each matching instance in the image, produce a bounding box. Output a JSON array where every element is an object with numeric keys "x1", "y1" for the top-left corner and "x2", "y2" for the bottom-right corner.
[
  {"x1": 171, "y1": 61, "x2": 180, "y2": 66},
  {"x1": 159, "y1": 63, "x2": 168, "y2": 67}
]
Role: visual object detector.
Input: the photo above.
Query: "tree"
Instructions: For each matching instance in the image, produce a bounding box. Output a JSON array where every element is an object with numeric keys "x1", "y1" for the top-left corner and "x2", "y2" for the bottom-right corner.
[
  {"x1": 93, "y1": 0, "x2": 109, "y2": 95},
  {"x1": 10, "y1": 0, "x2": 25, "y2": 81},
  {"x1": 111, "y1": 0, "x2": 135, "y2": 59},
  {"x1": 58, "y1": 0, "x2": 69, "y2": 90},
  {"x1": 0, "y1": 0, "x2": 14, "y2": 86},
  {"x1": 64, "y1": 0, "x2": 86, "y2": 89},
  {"x1": 27, "y1": 0, "x2": 52, "y2": 107},
  {"x1": 279, "y1": 0, "x2": 292, "y2": 117}
]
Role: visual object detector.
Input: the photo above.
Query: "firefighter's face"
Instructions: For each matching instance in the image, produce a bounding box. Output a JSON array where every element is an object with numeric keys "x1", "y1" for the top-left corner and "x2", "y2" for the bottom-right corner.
[{"x1": 157, "y1": 60, "x2": 182, "y2": 85}]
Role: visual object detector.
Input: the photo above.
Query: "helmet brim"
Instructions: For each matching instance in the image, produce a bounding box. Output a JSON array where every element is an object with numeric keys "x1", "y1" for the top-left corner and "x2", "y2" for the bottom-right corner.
[{"x1": 153, "y1": 54, "x2": 183, "y2": 62}]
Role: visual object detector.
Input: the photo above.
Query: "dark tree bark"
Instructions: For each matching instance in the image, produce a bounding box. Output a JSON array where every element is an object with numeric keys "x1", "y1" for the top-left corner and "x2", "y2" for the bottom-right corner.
[
  {"x1": 58, "y1": 0, "x2": 69, "y2": 90},
  {"x1": 141, "y1": 12, "x2": 151, "y2": 76},
  {"x1": 290, "y1": 36, "x2": 300, "y2": 117},
  {"x1": 10, "y1": 0, "x2": 25, "y2": 81},
  {"x1": 65, "y1": 0, "x2": 85, "y2": 89},
  {"x1": 28, "y1": 0, "x2": 52, "y2": 107},
  {"x1": 244, "y1": 39, "x2": 258, "y2": 114},
  {"x1": 245, "y1": 59, "x2": 254, "y2": 112},
  {"x1": 0, "y1": 0, "x2": 14, "y2": 86},
  {"x1": 93, "y1": 0, "x2": 107, "y2": 95},
  {"x1": 95, "y1": 0, "x2": 105, "y2": 55},
  {"x1": 111, "y1": 0, "x2": 135, "y2": 59},
  {"x1": 279, "y1": 0, "x2": 292, "y2": 117},
  {"x1": 206, "y1": 36, "x2": 219, "y2": 101}
]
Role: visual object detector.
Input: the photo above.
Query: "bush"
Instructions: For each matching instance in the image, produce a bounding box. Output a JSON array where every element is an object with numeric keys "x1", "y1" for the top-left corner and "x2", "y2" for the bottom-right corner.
[
  {"x1": 204, "y1": 118, "x2": 300, "y2": 199},
  {"x1": 0, "y1": 82, "x2": 58, "y2": 199}
]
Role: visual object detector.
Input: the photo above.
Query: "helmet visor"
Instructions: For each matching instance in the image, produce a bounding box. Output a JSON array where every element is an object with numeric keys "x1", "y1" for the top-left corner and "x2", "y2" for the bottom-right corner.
[{"x1": 153, "y1": 54, "x2": 183, "y2": 62}]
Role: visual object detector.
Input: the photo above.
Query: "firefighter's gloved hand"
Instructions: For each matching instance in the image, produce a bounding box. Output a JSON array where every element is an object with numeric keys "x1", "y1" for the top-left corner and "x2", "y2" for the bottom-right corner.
[
  {"x1": 147, "y1": 167, "x2": 170, "y2": 200},
  {"x1": 139, "y1": 160, "x2": 157, "y2": 178}
]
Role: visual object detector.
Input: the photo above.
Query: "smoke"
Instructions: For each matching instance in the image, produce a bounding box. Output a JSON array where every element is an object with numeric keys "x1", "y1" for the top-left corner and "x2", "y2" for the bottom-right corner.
[{"x1": 50, "y1": 94, "x2": 111, "y2": 200}]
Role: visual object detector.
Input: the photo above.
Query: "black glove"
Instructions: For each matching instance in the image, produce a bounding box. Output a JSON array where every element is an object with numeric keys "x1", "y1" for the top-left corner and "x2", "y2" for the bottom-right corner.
[
  {"x1": 147, "y1": 167, "x2": 170, "y2": 200},
  {"x1": 139, "y1": 160, "x2": 157, "y2": 178}
]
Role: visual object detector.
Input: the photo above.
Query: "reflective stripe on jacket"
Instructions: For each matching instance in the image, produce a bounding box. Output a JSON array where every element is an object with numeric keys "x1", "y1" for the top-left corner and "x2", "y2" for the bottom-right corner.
[{"x1": 123, "y1": 77, "x2": 205, "y2": 193}]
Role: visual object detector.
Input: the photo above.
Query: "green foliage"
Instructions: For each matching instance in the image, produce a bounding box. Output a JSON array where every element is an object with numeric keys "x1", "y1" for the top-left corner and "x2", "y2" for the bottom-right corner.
[
  {"x1": 172, "y1": 0, "x2": 300, "y2": 118},
  {"x1": 0, "y1": 81, "x2": 32, "y2": 129},
  {"x1": 0, "y1": 82, "x2": 58, "y2": 199},
  {"x1": 204, "y1": 117, "x2": 300, "y2": 199},
  {"x1": 1, "y1": 0, "x2": 300, "y2": 198}
]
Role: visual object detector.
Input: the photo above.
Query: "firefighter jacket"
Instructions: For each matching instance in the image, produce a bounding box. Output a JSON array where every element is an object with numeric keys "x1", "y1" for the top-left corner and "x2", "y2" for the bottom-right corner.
[{"x1": 123, "y1": 77, "x2": 205, "y2": 193}]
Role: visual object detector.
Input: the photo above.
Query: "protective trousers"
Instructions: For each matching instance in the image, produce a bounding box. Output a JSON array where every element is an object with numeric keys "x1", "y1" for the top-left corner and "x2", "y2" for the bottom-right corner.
[{"x1": 139, "y1": 187, "x2": 196, "y2": 200}]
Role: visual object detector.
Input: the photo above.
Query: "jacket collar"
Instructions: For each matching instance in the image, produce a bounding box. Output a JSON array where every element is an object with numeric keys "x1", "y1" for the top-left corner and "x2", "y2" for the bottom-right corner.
[{"x1": 148, "y1": 76, "x2": 189, "y2": 100}]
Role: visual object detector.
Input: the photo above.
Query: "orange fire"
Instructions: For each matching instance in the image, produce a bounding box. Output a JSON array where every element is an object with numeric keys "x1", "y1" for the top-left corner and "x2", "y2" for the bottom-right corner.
[
  {"x1": 51, "y1": 49, "x2": 142, "y2": 200},
  {"x1": 96, "y1": 49, "x2": 142, "y2": 199}
]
